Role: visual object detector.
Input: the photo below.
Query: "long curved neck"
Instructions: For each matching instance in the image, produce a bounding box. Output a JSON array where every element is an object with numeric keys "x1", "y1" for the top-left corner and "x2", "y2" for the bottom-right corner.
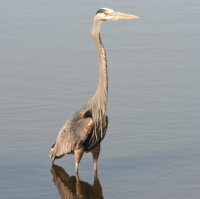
[{"x1": 90, "y1": 19, "x2": 108, "y2": 114}]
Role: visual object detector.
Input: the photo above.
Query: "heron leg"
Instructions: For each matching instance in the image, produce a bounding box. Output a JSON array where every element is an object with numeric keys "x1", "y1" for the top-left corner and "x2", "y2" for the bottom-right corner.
[
  {"x1": 74, "y1": 148, "x2": 84, "y2": 175},
  {"x1": 91, "y1": 144, "x2": 101, "y2": 174}
]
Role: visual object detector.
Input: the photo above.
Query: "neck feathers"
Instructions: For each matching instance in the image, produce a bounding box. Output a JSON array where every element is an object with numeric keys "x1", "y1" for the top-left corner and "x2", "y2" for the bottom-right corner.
[
  {"x1": 86, "y1": 19, "x2": 108, "y2": 137},
  {"x1": 91, "y1": 20, "x2": 108, "y2": 115}
]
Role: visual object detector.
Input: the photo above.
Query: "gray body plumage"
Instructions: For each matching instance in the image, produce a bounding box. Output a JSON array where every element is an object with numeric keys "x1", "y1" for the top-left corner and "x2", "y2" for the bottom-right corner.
[{"x1": 49, "y1": 108, "x2": 108, "y2": 161}]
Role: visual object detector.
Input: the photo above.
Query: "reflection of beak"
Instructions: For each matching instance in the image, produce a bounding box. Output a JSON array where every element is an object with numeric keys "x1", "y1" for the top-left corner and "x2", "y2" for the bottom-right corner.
[{"x1": 110, "y1": 11, "x2": 140, "y2": 20}]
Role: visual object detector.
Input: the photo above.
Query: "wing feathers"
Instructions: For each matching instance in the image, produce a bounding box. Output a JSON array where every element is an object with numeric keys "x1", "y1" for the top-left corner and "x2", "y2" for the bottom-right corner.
[{"x1": 49, "y1": 112, "x2": 94, "y2": 161}]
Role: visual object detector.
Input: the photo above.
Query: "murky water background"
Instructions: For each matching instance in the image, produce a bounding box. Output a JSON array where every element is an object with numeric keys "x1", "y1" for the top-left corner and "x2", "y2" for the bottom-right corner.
[{"x1": 0, "y1": 0, "x2": 200, "y2": 198}]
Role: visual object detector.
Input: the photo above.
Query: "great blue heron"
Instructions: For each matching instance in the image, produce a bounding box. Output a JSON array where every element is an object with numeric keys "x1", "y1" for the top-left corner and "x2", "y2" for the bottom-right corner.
[{"x1": 49, "y1": 8, "x2": 139, "y2": 174}]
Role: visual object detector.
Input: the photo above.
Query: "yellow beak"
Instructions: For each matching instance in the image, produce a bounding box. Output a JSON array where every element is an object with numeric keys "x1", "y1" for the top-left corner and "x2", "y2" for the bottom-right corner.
[{"x1": 110, "y1": 11, "x2": 140, "y2": 20}]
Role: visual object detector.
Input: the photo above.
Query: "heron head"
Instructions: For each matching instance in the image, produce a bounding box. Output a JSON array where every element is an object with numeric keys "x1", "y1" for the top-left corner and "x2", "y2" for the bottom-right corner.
[{"x1": 95, "y1": 8, "x2": 140, "y2": 21}]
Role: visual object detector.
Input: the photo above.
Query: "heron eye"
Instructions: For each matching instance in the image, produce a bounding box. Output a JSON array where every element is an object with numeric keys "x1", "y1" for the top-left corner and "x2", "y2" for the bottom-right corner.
[{"x1": 104, "y1": 13, "x2": 110, "y2": 16}]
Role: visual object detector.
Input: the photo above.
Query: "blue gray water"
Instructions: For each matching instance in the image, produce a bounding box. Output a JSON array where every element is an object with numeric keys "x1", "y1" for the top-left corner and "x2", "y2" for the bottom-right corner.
[{"x1": 0, "y1": 0, "x2": 200, "y2": 198}]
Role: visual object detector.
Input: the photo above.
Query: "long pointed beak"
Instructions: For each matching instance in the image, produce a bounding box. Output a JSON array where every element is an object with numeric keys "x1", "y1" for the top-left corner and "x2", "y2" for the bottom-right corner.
[{"x1": 110, "y1": 11, "x2": 140, "y2": 20}]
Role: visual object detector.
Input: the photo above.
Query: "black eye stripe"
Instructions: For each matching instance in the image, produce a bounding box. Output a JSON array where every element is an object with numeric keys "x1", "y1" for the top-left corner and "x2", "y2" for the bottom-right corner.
[{"x1": 96, "y1": 9, "x2": 106, "y2": 14}]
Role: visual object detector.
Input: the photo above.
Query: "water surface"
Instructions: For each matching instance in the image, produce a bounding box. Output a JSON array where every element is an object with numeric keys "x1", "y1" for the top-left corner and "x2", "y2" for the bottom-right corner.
[{"x1": 0, "y1": 0, "x2": 200, "y2": 198}]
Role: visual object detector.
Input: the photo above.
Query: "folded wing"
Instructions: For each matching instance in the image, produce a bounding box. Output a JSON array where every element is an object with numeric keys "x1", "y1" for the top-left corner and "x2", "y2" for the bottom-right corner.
[{"x1": 49, "y1": 111, "x2": 94, "y2": 162}]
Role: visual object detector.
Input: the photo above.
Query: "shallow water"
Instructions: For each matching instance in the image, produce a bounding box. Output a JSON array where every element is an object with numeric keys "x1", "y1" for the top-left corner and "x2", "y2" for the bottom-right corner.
[{"x1": 0, "y1": 0, "x2": 200, "y2": 198}]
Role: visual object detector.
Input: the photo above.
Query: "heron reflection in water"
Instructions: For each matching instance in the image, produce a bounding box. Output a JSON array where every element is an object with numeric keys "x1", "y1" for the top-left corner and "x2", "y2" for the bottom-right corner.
[
  {"x1": 49, "y1": 8, "x2": 139, "y2": 175},
  {"x1": 51, "y1": 164, "x2": 104, "y2": 199}
]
